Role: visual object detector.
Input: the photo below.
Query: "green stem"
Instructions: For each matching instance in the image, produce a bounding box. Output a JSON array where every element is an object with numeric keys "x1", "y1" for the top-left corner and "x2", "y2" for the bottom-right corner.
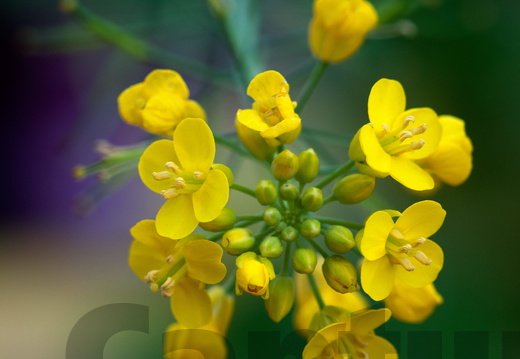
[
  {"x1": 307, "y1": 273, "x2": 326, "y2": 310},
  {"x1": 322, "y1": 195, "x2": 335, "y2": 205},
  {"x1": 214, "y1": 135, "x2": 255, "y2": 159},
  {"x1": 281, "y1": 241, "x2": 293, "y2": 276},
  {"x1": 296, "y1": 61, "x2": 328, "y2": 114},
  {"x1": 236, "y1": 215, "x2": 263, "y2": 222},
  {"x1": 156, "y1": 258, "x2": 186, "y2": 287},
  {"x1": 306, "y1": 237, "x2": 329, "y2": 258},
  {"x1": 230, "y1": 183, "x2": 257, "y2": 198},
  {"x1": 207, "y1": 231, "x2": 227, "y2": 242},
  {"x1": 315, "y1": 217, "x2": 363, "y2": 231},
  {"x1": 222, "y1": 272, "x2": 236, "y2": 294},
  {"x1": 316, "y1": 160, "x2": 355, "y2": 189}
]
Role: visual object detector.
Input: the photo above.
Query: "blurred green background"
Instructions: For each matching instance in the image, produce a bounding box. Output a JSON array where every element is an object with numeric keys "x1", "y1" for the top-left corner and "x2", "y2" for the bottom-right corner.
[{"x1": 1, "y1": 0, "x2": 519, "y2": 358}]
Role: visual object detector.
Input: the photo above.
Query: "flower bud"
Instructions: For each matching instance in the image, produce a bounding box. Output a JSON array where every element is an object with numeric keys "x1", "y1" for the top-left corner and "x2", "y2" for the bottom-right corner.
[
  {"x1": 211, "y1": 164, "x2": 234, "y2": 186},
  {"x1": 265, "y1": 276, "x2": 296, "y2": 323},
  {"x1": 324, "y1": 225, "x2": 355, "y2": 253},
  {"x1": 300, "y1": 218, "x2": 321, "y2": 239},
  {"x1": 280, "y1": 182, "x2": 299, "y2": 201},
  {"x1": 221, "y1": 228, "x2": 255, "y2": 255},
  {"x1": 256, "y1": 180, "x2": 278, "y2": 205},
  {"x1": 322, "y1": 255, "x2": 360, "y2": 293},
  {"x1": 333, "y1": 173, "x2": 376, "y2": 204},
  {"x1": 236, "y1": 119, "x2": 277, "y2": 161},
  {"x1": 236, "y1": 252, "x2": 276, "y2": 299},
  {"x1": 259, "y1": 236, "x2": 284, "y2": 258},
  {"x1": 293, "y1": 248, "x2": 318, "y2": 274},
  {"x1": 199, "y1": 207, "x2": 237, "y2": 232},
  {"x1": 276, "y1": 221, "x2": 288, "y2": 233},
  {"x1": 300, "y1": 187, "x2": 323, "y2": 212},
  {"x1": 271, "y1": 149, "x2": 299, "y2": 181},
  {"x1": 295, "y1": 148, "x2": 320, "y2": 184},
  {"x1": 280, "y1": 225, "x2": 298, "y2": 242},
  {"x1": 263, "y1": 207, "x2": 282, "y2": 227}
]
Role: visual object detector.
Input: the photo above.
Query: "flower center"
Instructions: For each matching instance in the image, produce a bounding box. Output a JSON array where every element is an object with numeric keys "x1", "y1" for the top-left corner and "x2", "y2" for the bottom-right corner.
[
  {"x1": 144, "y1": 254, "x2": 187, "y2": 297},
  {"x1": 385, "y1": 228, "x2": 432, "y2": 271},
  {"x1": 377, "y1": 116, "x2": 428, "y2": 156},
  {"x1": 256, "y1": 88, "x2": 295, "y2": 127},
  {"x1": 152, "y1": 161, "x2": 205, "y2": 199}
]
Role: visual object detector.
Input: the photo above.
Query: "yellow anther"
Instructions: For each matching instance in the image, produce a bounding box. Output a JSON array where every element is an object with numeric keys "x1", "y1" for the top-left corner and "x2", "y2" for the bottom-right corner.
[
  {"x1": 173, "y1": 177, "x2": 187, "y2": 189},
  {"x1": 357, "y1": 350, "x2": 369, "y2": 359},
  {"x1": 410, "y1": 139, "x2": 426, "y2": 151},
  {"x1": 399, "y1": 130, "x2": 413, "y2": 142},
  {"x1": 193, "y1": 171, "x2": 205, "y2": 180},
  {"x1": 414, "y1": 237, "x2": 427, "y2": 246},
  {"x1": 380, "y1": 123, "x2": 390, "y2": 138},
  {"x1": 413, "y1": 250, "x2": 432, "y2": 265},
  {"x1": 165, "y1": 255, "x2": 175, "y2": 265},
  {"x1": 402, "y1": 115, "x2": 416, "y2": 129},
  {"x1": 161, "y1": 188, "x2": 179, "y2": 199},
  {"x1": 144, "y1": 270, "x2": 160, "y2": 283},
  {"x1": 161, "y1": 277, "x2": 175, "y2": 297},
  {"x1": 390, "y1": 228, "x2": 405, "y2": 240},
  {"x1": 391, "y1": 256, "x2": 415, "y2": 271},
  {"x1": 152, "y1": 171, "x2": 172, "y2": 181},
  {"x1": 410, "y1": 123, "x2": 427, "y2": 135},
  {"x1": 165, "y1": 161, "x2": 182, "y2": 174},
  {"x1": 399, "y1": 244, "x2": 413, "y2": 253}
]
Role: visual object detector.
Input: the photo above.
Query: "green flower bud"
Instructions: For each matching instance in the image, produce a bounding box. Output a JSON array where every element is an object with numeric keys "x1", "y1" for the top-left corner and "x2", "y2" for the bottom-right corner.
[
  {"x1": 322, "y1": 255, "x2": 360, "y2": 293},
  {"x1": 280, "y1": 182, "x2": 299, "y2": 201},
  {"x1": 300, "y1": 187, "x2": 323, "y2": 212},
  {"x1": 276, "y1": 221, "x2": 288, "y2": 233},
  {"x1": 263, "y1": 207, "x2": 282, "y2": 227},
  {"x1": 222, "y1": 228, "x2": 255, "y2": 255},
  {"x1": 324, "y1": 225, "x2": 355, "y2": 253},
  {"x1": 333, "y1": 173, "x2": 376, "y2": 204},
  {"x1": 295, "y1": 148, "x2": 320, "y2": 184},
  {"x1": 292, "y1": 248, "x2": 318, "y2": 274},
  {"x1": 211, "y1": 164, "x2": 234, "y2": 186},
  {"x1": 259, "y1": 236, "x2": 284, "y2": 258},
  {"x1": 271, "y1": 149, "x2": 299, "y2": 181},
  {"x1": 265, "y1": 276, "x2": 295, "y2": 323},
  {"x1": 300, "y1": 218, "x2": 321, "y2": 239},
  {"x1": 280, "y1": 225, "x2": 298, "y2": 242},
  {"x1": 256, "y1": 180, "x2": 278, "y2": 205},
  {"x1": 199, "y1": 207, "x2": 237, "y2": 232}
]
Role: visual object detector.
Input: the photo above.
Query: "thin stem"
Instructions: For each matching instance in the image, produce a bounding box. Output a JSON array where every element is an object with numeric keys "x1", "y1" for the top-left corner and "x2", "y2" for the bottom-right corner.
[
  {"x1": 296, "y1": 61, "x2": 329, "y2": 114},
  {"x1": 316, "y1": 160, "x2": 355, "y2": 189},
  {"x1": 322, "y1": 195, "x2": 335, "y2": 205},
  {"x1": 307, "y1": 273, "x2": 326, "y2": 310},
  {"x1": 207, "y1": 231, "x2": 227, "y2": 242},
  {"x1": 306, "y1": 237, "x2": 329, "y2": 258},
  {"x1": 315, "y1": 217, "x2": 363, "y2": 231},
  {"x1": 214, "y1": 135, "x2": 255, "y2": 160},
  {"x1": 236, "y1": 215, "x2": 263, "y2": 222},
  {"x1": 230, "y1": 183, "x2": 256, "y2": 198},
  {"x1": 281, "y1": 241, "x2": 293, "y2": 276}
]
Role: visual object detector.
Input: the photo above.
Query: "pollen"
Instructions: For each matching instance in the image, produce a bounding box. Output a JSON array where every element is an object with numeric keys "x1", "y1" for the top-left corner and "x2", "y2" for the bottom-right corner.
[
  {"x1": 402, "y1": 115, "x2": 416, "y2": 129},
  {"x1": 193, "y1": 171, "x2": 205, "y2": 180},
  {"x1": 413, "y1": 250, "x2": 432, "y2": 265},
  {"x1": 161, "y1": 188, "x2": 179, "y2": 199},
  {"x1": 144, "y1": 270, "x2": 160, "y2": 283},
  {"x1": 165, "y1": 161, "x2": 182, "y2": 174},
  {"x1": 173, "y1": 177, "x2": 187, "y2": 189},
  {"x1": 152, "y1": 171, "x2": 171, "y2": 181},
  {"x1": 161, "y1": 277, "x2": 175, "y2": 297}
]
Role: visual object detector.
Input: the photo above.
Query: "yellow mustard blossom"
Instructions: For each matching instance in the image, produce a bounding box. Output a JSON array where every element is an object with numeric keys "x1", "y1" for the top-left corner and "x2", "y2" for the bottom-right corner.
[
  {"x1": 417, "y1": 115, "x2": 473, "y2": 187},
  {"x1": 129, "y1": 220, "x2": 227, "y2": 328},
  {"x1": 236, "y1": 71, "x2": 301, "y2": 151},
  {"x1": 303, "y1": 308, "x2": 397, "y2": 359},
  {"x1": 164, "y1": 286, "x2": 234, "y2": 359},
  {"x1": 118, "y1": 69, "x2": 206, "y2": 136},
  {"x1": 358, "y1": 200, "x2": 446, "y2": 301},
  {"x1": 235, "y1": 251, "x2": 276, "y2": 299},
  {"x1": 294, "y1": 257, "x2": 369, "y2": 335},
  {"x1": 138, "y1": 118, "x2": 230, "y2": 239},
  {"x1": 349, "y1": 78, "x2": 442, "y2": 191},
  {"x1": 385, "y1": 279, "x2": 443, "y2": 323},
  {"x1": 309, "y1": 0, "x2": 378, "y2": 63}
]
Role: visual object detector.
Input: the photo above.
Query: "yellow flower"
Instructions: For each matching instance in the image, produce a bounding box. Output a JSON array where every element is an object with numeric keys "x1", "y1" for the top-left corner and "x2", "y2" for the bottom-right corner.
[
  {"x1": 349, "y1": 78, "x2": 442, "y2": 191},
  {"x1": 358, "y1": 200, "x2": 446, "y2": 301},
  {"x1": 309, "y1": 0, "x2": 378, "y2": 63},
  {"x1": 138, "y1": 118, "x2": 230, "y2": 239},
  {"x1": 236, "y1": 71, "x2": 301, "y2": 150},
  {"x1": 128, "y1": 219, "x2": 227, "y2": 327},
  {"x1": 385, "y1": 279, "x2": 443, "y2": 323},
  {"x1": 294, "y1": 259, "x2": 369, "y2": 336},
  {"x1": 235, "y1": 252, "x2": 276, "y2": 299},
  {"x1": 118, "y1": 69, "x2": 206, "y2": 136},
  {"x1": 303, "y1": 308, "x2": 398, "y2": 359},
  {"x1": 417, "y1": 115, "x2": 473, "y2": 187},
  {"x1": 164, "y1": 286, "x2": 234, "y2": 359}
]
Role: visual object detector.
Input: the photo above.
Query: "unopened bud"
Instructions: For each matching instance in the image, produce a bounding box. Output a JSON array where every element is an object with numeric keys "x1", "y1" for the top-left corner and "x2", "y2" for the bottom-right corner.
[
  {"x1": 276, "y1": 221, "x2": 288, "y2": 233},
  {"x1": 222, "y1": 228, "x2": 255, "y2": 255},
  {"x1": 280, "y1": 182, "x2": 299, "y2": 201},
  {"x1": 300, "y1": 187, "x2": 323, "y2": 212},
  {"x1": 333, "y1": 174, "x2": 376, "y2": 204},
  {"x1": 259, "y1": 236, "x2": 284, "y2": 258},
  {"x1": 292, "y1": 248, "x2": 318, "y2": 274},
  {"x1": 199, "y1": 207, "x2": 237, "y2": 232},
  {"x1": 300, "y1": 218, "x2": 321, "y2": 239},
  {"x1": 211, "y1": 164, "x2": 234, "y2": 186},
  {"x1": 263, "y1": 207, "x2": 282, "y2": 227},
  {"x1": 322, "y1": 255, "x2": 360, "y2": 293},
  {"x1": 271, "y1": 149, "x2": 299, "y2": 181},
  {"x1": 280, "y1": 226, "x2": 298, "y2": 242},
  {"x1": 265, "y1": 276, "x2": 295, "y2": 323},
  {"x1": 295, "y1": 149, "x2": 319, "y2": 184},
  {"x1": 324, "y1": 226, "x2": 355, "y2": 254},
  {"x1": 256, "y1": 180, "x2": 278, "y2": 205}
]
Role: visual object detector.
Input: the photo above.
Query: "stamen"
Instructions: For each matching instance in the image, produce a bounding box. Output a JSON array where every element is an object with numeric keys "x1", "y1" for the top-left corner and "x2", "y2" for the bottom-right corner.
[
  {"x1": 161, "y1": 188, "x2": 179, "y2": 199},
  {"x1": 193, "y1": 171, "x2": 205, "y2": 180},
  {"x1": 165, "y1": 162, "x2": 182, "y2": 174},
  {"x1": 410, "y1": 139, "x2": 426, "y2": 151},
  {"x1": 165, "y1": 255, "x2": 175, "y2": 265},
  {"x1": 144, "y1": 270, "x2": 160, "y2": 283},
  {"x1": 402, "y1": 115, "x2": 415, "y2": 129},
  {"x1": 413, "y1": 250, "x2": 432, "y2": 265},
  {"x1": 152, "y1": 171, "x2": 171, "y2": 181},
  {"x1": 399, "y1": 244, "x2": 413, "y2": 253},
  {"x1": 414, "y1": 237, "x2": 427, "y2": 246},
  {"x1": 379, "y1": 123, "x2": 390, "y2": 138},
  {"x1": 357, "y1": 350, "x2": 369, "y2": 359},
  {"x1": 390, "y1": 228, "x2": 405, "y2": 240},
  {"x1": 410, "y1": 123, "x2": 427, "y2": 135},
  {"x1": 173, "y1": 177, "x2": 187, "y2": 189},
  {"x1": 391, "y1": 256, "x2": 416, "y2": 271},
  {"x1": 161, "y1": 277, "x2": 175, "y2": 297},
  {"x1": 399, "y1": 130, "x2": 413, "y2": 142}
]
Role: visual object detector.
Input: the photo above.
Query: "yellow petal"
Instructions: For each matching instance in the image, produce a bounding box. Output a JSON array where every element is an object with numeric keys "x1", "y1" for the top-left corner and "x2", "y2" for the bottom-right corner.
[
  {"x1": 235, "y1": 119, "x2": 277, "y2": 160},
  {"x1": 399, "y1": 107, "x2": 441, "y2": 159},
  {"x1": 260, "y1": 117, "x2": 301, "y2": 139},
  {"x1": 192, "y1": 169, "x2": 229, "y2": 223},
  {"x1": 360, "y1": 124, "x2": 391, "y2": 173},
  {"x1": 360, "y1": 211, "x2": 394, "y2": 260},
  {"x1": 118, "y1": 83, "x2": 145, "y2": 126},
  {"x1": 368, "y1": 78, "x2": 406, "y2": 127},
  {"x1": 156, "y1": 195, "x2": 199, "y2": 239},
  {"x1": 389, "y1": 155, "x2": 434, "y2": 191},
  {"x1": 142, "y1": 93, "x2": 186, "y2": 135},
  {"x1": 184, "y1": 240, "x2": 227, "y2": 284},
  {"x1": 185, "y1": 100, "x2": 207, "y2": 120},
  {"x1": 394, "y1": 200, "x2": 446, "y2": 240},
  {"x1": 350, "y1": 308, "x2": 391, "y2": 334},
  {"x1": 303, "y1": 322, "x2": 346, "y2": 359},
  {"x1": 361, "y1": 257, "x2": 395, "y2": 301},
  {"x1": 236, "y1": 109, "x2": 269, "y2": 132},
  {"x1": 170, "y1": 277, "x2": 212, "y2": 328},
  {"x1": 143, "y1": 69, "x2": 189, "y2": 99},
  {"x1": 174, "y1": 118, "x2": 215, "y2": 172},
  {"x1": 422, "y1": 141, "x2": 472, "y2": 186},
  {"x1": 363, "y1": 335, "x2": 398, "y2": 358},
  {"x1": 138, "y1": 140, "x2": 180, "y2": 194},
  {"x1": 247, "y1": 70, "x2": 289, "y2": 102},
  {"x1": 439, "y1": 115, "x2": 473, "y2": 153},
  {"x1": 164, "y1": 324, "x2": 227, "y2": 359},
  {"x1": 395, "y1": 240, "x2": 444, "y2": 287}
]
